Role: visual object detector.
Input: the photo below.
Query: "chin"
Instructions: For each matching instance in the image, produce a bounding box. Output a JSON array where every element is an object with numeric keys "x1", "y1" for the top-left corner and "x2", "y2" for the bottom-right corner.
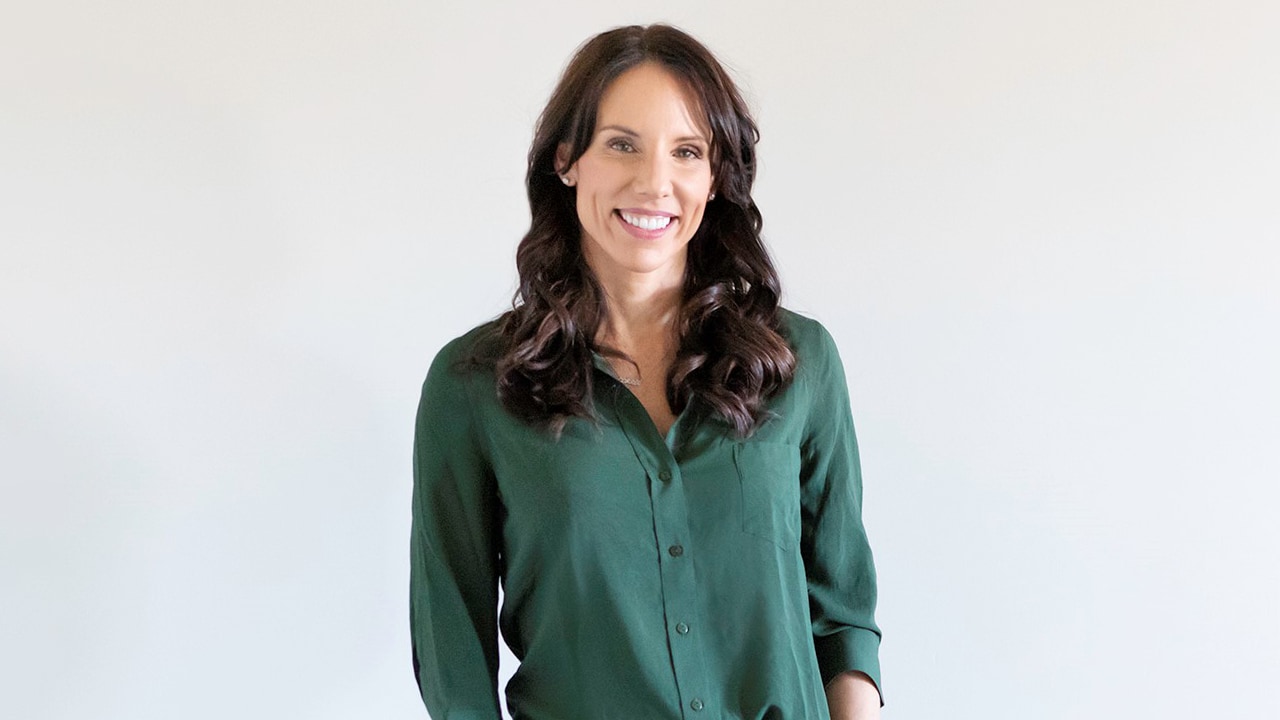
[{"x1": 623, "y1": 249, "x2": 684, "y2": 273}]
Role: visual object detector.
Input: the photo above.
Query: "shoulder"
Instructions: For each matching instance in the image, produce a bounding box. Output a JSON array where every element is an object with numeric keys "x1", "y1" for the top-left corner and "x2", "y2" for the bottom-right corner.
[
  {"x1": 778, "y1": 307, "x2": 832, "y2": 347},
  {"x1": 421, "y1": 318, "x2": 504, "y2": 402},
  {"x1": 777, "y1": 307, "x2": 844, "y2": 379},
  {"x1": 775, "y1": 310, "x2": 857, "y2": 439},
  {"x1": 429, "y1": 318, "x2": 503, "y2": 373}
]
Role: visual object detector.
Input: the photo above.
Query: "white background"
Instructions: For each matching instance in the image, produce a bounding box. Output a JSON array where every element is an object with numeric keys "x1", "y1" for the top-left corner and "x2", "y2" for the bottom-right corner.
[{"x1": 2, "y1": 1, "x2": 1277, "y2": 718}]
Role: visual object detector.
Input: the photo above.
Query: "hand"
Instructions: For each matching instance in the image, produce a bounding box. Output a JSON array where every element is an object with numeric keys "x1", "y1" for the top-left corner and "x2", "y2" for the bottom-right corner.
[{"x1": 824, "y1": 670, "x2": 881, "y2": 720}]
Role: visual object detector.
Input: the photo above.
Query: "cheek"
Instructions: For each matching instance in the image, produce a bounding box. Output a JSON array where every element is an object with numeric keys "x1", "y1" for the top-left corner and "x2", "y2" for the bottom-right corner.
[
  {"x1": 577, "y1": 158, "x2": 620, "y2": 191},
  {"x1": 681, "y1": 167, "x2": 714, "y2": 194}
]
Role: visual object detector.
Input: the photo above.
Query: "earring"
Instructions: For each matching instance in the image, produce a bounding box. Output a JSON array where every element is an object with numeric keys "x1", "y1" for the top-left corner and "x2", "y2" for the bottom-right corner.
[
  {"x1": 708, "y1": 192, "x2": 716, "y2": 200},
  {"x1": 560, "y1": 175, "x2": 575, "y2": 187}
]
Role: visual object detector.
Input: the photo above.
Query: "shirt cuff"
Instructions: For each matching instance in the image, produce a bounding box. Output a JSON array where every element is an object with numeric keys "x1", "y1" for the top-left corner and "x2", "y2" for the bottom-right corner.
[{"x1": 815, "y1": 626, "x2": 883, "y2": 705}]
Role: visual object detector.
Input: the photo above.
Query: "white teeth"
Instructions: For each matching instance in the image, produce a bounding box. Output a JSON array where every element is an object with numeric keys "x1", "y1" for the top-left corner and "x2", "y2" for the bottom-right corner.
[{"x1": 619, "y1": 211, "x2": 672, "y2": 231}]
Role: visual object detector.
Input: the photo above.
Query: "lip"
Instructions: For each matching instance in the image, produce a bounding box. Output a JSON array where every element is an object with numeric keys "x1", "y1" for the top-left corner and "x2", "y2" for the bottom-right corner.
[
  {"x1": 617, "y1": 207, "x2": 677, "y2": 218},
  {"x1": 614, "y1": 209, "x2": 678, "y2": 240}
]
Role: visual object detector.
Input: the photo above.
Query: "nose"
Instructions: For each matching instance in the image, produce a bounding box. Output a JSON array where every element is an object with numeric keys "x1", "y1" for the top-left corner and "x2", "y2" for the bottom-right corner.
[{"x1": 632, "y1": 152, "x2": 674, "y2": 198}]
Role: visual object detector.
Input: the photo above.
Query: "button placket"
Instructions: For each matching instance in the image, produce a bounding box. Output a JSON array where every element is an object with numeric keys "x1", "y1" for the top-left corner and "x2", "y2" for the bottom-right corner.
[{"x1": 609, "y1": 386, "x2": 711, "y2": 720}]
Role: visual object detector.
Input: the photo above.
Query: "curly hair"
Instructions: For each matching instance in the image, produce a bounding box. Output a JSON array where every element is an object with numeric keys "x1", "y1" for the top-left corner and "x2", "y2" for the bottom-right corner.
[{"x1": 490, "y1": 23, "x2": 796, "y2": 438}]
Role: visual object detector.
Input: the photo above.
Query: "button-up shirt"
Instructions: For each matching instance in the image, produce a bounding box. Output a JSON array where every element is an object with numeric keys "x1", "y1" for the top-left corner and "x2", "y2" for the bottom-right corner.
[{"x1": 410, "y1": 310, "x2": 881, "y2": 719}]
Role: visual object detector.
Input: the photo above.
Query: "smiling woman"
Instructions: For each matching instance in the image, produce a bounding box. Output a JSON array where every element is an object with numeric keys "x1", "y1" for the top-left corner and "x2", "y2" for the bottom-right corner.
[
  {"x1": 410, "y1": 23, "x2": 883, "y2": 720},
  {"x1": 557, "y1": 63, "x2": 715, "y2": 288}
]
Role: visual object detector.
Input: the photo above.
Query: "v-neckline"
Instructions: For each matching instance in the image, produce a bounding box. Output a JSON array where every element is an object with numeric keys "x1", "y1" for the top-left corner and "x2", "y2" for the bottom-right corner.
[{"x1": 591, "y1": 350, "x2": 685, "y2": 449}]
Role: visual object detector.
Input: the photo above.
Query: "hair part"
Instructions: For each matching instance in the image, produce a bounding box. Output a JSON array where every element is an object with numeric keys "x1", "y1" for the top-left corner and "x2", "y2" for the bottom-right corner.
[{"x1": 490, "y1": 23, "x2": 796, "y2": 438}]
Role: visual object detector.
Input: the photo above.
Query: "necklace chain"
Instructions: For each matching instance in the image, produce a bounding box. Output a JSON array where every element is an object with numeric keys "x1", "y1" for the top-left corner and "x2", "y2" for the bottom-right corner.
[
  {"x1": 602, "y1": 345, "x2": 650, "y2": 387},
  {"x1": 605, "y1": 357, "x2": 642, "y2": 386}
]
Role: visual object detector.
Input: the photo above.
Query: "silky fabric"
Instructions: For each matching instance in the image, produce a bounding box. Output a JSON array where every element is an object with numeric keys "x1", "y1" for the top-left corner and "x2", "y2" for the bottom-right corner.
[{"x1": 410, "y1": 310, "x2": 882, "y2": 719}]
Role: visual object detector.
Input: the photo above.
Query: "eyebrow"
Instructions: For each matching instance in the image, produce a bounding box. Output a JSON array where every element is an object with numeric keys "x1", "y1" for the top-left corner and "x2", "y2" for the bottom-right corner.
[{"x1": 597, "y1": 124, "x2": 708, "y2": 144}]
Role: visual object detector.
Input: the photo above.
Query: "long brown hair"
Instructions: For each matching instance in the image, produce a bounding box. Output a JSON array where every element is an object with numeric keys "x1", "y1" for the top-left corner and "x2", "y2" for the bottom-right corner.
[{"x1": 491, "y1": 24, "x2": 796, "y2": 438}]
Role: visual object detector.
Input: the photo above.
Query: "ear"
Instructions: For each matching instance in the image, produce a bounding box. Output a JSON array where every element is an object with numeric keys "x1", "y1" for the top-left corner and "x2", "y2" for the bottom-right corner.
[{"x1": 555, "y1": 143, "x2": 577, "y2": 182}]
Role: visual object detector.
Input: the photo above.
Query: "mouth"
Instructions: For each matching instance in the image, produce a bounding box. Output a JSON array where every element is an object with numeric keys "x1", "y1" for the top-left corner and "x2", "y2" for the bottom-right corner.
[{"x1": 615, "y1": 209, "x2": 676, "y2": 236}]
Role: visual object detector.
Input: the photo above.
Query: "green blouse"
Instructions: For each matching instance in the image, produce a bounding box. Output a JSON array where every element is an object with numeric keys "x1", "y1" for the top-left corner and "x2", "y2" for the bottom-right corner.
[{"x1": 410, "y1": 310, "x2": 882, "y2": 719}]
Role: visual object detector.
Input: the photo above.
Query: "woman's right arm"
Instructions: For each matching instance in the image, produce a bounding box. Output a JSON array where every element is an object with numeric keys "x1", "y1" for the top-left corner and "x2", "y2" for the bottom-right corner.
[{"x1": 410, "y1": 346, "x2": 503, "y2": 718}]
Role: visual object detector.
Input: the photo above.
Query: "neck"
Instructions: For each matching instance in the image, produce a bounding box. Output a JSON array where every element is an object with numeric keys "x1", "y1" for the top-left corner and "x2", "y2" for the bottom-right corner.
[{"x1": 591, "y1": 264, "x2": 684, "y2": 351}]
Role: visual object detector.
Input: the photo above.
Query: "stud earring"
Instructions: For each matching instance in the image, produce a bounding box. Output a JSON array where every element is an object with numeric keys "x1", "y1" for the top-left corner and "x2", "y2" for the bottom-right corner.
[
  {"x1": 560, "y1": 175, "x2": 575, "y2": 187},
  {"x1": 708, "y1": 192, "x2": 716, "y2": 200}
]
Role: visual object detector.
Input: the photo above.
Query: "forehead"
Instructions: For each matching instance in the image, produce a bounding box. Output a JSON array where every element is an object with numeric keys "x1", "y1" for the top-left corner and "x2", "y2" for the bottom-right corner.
[{"x1": 595, "y1": 62, "x2": 710, "y2": 139}]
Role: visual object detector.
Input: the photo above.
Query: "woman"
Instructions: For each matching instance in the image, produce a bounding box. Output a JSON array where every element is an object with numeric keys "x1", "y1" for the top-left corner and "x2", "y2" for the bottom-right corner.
[{"x1": 411, "y1": 24, "x2": 882, "y2": 720}]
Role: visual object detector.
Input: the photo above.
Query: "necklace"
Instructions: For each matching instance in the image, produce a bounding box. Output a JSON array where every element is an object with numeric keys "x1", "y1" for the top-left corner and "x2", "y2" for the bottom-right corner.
[{"x1": 605, "y1": 357, "x2": 642, "y2": 386}]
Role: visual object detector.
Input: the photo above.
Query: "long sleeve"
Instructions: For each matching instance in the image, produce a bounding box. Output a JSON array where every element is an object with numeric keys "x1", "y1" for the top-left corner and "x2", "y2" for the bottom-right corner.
[
  {"x1": 797, "y1": 322, "x2": 883, "y2": 703},
  {"x1": 410, "y1": 343, "x2": 503, "y2": 719}
]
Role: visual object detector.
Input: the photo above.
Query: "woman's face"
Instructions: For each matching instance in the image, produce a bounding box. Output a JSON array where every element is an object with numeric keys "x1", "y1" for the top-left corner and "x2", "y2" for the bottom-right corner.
[{"x1": 560, "y1": 62, "x2": 715, "y2": 289}]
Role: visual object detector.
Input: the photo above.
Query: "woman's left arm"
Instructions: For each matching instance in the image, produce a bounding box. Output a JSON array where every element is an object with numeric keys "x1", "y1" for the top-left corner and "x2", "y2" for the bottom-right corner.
[
  {"x1": 825, "y1": 670, "x2": 882, "y2": 720},
  {"x1": 797, "y1": 320, "x2": 884, "y2": 710}
]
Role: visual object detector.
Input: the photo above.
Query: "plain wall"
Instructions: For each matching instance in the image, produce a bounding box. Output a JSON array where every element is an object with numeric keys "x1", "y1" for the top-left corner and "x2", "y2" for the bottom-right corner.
[{"x1": 2, "y1": 1, "x2": 1277, "y2": 718}]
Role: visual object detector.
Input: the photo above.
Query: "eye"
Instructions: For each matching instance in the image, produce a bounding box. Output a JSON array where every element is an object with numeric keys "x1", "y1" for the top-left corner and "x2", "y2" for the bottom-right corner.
[
  {"x1": 607, "y1": 138, "x2": 636, "y2": 153},
  {"x1": 675, "y1": 146, "x2": 705, "y2": 160}
]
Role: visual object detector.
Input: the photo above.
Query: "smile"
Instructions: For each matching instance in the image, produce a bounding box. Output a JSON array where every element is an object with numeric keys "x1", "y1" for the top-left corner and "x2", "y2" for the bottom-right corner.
[{"x1": 618, "y1": 210, "x2": 673, "y2": 231}]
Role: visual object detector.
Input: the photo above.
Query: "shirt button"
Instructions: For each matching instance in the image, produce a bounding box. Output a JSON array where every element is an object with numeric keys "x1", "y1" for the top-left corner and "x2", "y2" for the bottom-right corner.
[
  {"x1": 690, "y1": 698, "x2": 704, "y2": 711},
  {"x1": 668, "y1": 544, "x2": 684, "y2": 557},
  {"x1": 658, "y1": 469, "x2": 672, "y2": 481},
  {"x1": 676, "y1": 622, "x2": 690, "y2": 635}
]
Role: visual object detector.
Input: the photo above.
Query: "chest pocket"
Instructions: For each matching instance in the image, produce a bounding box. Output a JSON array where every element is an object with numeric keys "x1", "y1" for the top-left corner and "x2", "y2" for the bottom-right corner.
[{"x1": 733, "y1": 441, "x2": 802, "y2": 551}]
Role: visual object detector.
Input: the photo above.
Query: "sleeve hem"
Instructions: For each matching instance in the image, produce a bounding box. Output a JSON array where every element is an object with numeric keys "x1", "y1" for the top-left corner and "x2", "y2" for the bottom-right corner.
[{"x1": 815, "y1": 626, "x2": 884, "y2": 706}]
